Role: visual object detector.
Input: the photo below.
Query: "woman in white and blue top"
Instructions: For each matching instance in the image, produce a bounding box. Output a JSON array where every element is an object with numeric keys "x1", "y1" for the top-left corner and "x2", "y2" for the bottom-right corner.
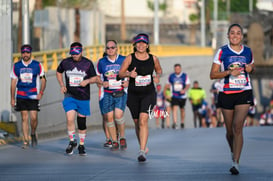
[{"x1": 210, "y1": 23, "x2": 255, "y2": 175}]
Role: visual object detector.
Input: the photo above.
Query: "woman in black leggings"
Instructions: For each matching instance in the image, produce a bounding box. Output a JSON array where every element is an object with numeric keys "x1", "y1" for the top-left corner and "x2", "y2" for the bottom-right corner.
[{"x1": 118, "y1": 33, "x2": 162, "y2": 162}]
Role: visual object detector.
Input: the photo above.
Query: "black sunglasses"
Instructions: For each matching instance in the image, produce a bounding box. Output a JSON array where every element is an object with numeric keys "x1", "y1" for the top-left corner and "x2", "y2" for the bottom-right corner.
[{"x1": 106, "y1": 46, "x2": 116, "y2": 50}]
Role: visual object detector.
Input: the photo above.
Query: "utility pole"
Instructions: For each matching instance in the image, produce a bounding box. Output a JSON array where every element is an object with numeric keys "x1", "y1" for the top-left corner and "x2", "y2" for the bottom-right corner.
[
  {"x1": 121, "y1": 0, "x2": 126, "y2": 42},
  {"x1": 249, "y1": 0, "x2": 253, "y2": 15},
  {"x1": 200, "y1": 0, "x2": 205, "y2": 47},
  {"x1": 0, "y1": 1, "x2": 12, "y2": 121},
  {"x1": 154, "y1": 0, "x2": 159, "y2": 45},
  {"x1": 226, "y1": 0, "x2": 230, "y2": 20},
  {"x1": 22, "y1": 0, "x2": 30, "y2": 44},
  {"x1": 212, "y1": 0, "x2": 218, "y2": 49}
]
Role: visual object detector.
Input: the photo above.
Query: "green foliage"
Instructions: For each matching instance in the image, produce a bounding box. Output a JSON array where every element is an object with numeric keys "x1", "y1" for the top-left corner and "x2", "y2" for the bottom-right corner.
[
  {"x1": 231, "y1": 0, "x2": 257, "y2": 12},
  {"x1": 42, "y1": 0, "x2": 96, "y2": 9},
  {"x1": 207, "y1": 0, "x2": 257, "y2": 20},
  {"x1": 42, "y1": 0, "x2": 57, "y2": 7},
  {"x1": 189, "y1": 13, "x2": 199, "y2": 22},
  {"x1": 147, "y1": 0, "x2": 167, "y2": 11}
]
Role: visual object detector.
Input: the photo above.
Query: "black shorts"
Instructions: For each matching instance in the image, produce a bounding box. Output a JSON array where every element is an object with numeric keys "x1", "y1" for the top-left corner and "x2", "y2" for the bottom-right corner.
[
  {"x1": 171, "y1": 98, "x2": 187, "y2": 108},
  {"x1": 218, "y1": 90, "x2": 254, "y2": 110},
  {"x1": 192, "y1": 104, "x2": 201, "y2": 111},
  {"x1": 127, "y1": 91, "x2": 156, "y2": 119},
  {"x1": 15, "y1": 98, "x2": 40, "y2": 111},
  {"x1": 247, "y1": 113, "x2": 255, "y2": 118}
]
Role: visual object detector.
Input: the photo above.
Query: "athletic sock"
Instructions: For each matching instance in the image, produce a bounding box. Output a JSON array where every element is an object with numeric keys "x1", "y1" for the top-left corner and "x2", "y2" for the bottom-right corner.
[
  {"x1": 79, "y1": 133, "x2": 86, "y2": 145},
  {"x1": 68, "y1": 131, "x2": 76, "y2": 141}
]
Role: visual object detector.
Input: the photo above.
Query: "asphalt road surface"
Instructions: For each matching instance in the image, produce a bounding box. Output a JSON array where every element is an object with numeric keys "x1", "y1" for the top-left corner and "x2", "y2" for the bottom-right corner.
[{"x1": 0, "y1": 126, "x2": 273, "y2": 181}]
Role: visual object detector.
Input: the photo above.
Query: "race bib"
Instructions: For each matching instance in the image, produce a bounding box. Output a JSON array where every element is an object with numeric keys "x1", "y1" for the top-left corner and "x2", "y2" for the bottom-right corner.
[
  {"x1": 109, "y1": 79, "x2": 122, "y2": 89},
  {"x1": 229, "y1": 74, "x2": 247, "y2": 88},
  {"x1": 157, "y1": 98, "x2": 163, "y2": 107},
  {"x1": 69, "y1": 75, "x2": 83, "y2": 87},
  {"x1": 20, "y1": 72, "x2": 33, "y2": 83},
  {"x1": 135, "y1": 75, "x2": 151, "y2": 86},
  {"x1": 174, "y1": 82, "x2": 183, "y2": 91}
]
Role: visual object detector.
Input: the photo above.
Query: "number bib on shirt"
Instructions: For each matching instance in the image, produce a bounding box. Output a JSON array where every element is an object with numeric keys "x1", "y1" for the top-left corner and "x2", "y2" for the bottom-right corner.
[
  {"x1": 174, "y1": 82, "x2": 183, "y2": 91},
  {"x1": 229, "y1": 74, "x2": 247, "y2": 88},
  {"x1": 157, "y1": 97, "x2": 163, "y2": 107},
  {"x1": 135, "y1": 75, "x2": 151, "y2": 86},
  {"x1": 69, "y1": 75, "x2": 83, "y2": 87},
  {"x1": 20, "y1": 72, "x2": 33, "y2": 83},
  {"x1": 109, "y1": 79, "x2": 122, "y2": 89}
]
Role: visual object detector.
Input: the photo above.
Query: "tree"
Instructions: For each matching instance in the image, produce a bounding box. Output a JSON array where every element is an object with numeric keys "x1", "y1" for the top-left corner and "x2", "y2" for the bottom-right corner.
[
  {"x1": 147, "y1": 0, "x2": 167, "y2": 12},
  {"x1": 38, "y1": 0, "x2": 97, "y2": 44},
  {"x1": 189, "y1": 9, "x2": 200, "y2": 45},
  {"x1": 207, "y1": 0, "x2": 257, "y2": 20},
  {"x1": 33, "y1": 0, "x2": 42, "y2": 51}
]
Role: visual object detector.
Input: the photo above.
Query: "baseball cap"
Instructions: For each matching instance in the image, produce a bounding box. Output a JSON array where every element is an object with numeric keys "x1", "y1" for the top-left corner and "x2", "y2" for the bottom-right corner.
[
  {"x1": 21, "y1": 44, "x2": 32, "y2": 53},
  {"x1": 134, "y1": 33, "x2": 149, "y2": 44},
  {"x1": 70, "y1": 42, "x2": 83, "y2": 55}
]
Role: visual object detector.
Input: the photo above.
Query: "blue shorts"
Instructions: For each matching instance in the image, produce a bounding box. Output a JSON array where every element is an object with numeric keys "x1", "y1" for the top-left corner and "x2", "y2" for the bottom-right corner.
[
  {"x1": 99, "y1": 98, "x2": 104, "y2": 115},
  {"x1": 101, "y1": 92, "x2": 127, "y2": 115},
  {"x1": 62, "y1": 97, "x2": 91, "y2": 116}
]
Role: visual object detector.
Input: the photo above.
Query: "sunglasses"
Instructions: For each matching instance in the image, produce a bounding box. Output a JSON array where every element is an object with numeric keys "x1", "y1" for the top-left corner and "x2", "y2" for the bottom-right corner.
[{"x1": 106, "y1": 46, "x2": 116, "y2": 50}]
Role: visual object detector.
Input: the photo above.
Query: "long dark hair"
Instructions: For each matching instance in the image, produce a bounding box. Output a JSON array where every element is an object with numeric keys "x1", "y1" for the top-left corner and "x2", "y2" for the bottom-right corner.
[{"x1": 227, "y1": 23, "x2": 243, "y2": 35}]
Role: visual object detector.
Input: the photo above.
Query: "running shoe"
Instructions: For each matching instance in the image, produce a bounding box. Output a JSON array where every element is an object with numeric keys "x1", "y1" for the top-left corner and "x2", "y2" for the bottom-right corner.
[
  {"x1": 119, "y1": 138, "x2": 127, "y2": 150},
  {"x1": 180, "y1": 123, "x2": 184, "y2": 129},
  {"x1": 31, "y1": 134, "x2": 38, "y2": 147},
  {"x1": 21, "y1": 141, "x2": 29, "y2": 149},
  {"x1": 104, "y1": 139, "x2": 112, "y2": 148},
  {"x1": 138, "y1": 150, "x2": 146, "y2": 162},
  {"x1": 78, "y1": 145, "x2": 87, "y2": 156},
  {"x1": 111, "y1": 141, "x2": 119, "y2": 151},
  {"x1": 230, "y1": 162, "x2": 239, "y2": 175},
  {"x1": 65, "y1": 139, "x2": 77, "y2": 155}
]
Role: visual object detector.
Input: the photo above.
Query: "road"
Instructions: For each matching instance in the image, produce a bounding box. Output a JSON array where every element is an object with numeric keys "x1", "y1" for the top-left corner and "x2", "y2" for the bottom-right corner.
[{"x1": 0, "y1": 126, "x2": 273, "y2": 181}]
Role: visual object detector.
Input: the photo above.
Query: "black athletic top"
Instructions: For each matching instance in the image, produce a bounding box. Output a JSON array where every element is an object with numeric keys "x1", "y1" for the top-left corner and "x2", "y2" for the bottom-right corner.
[
  {"x1": 57, "y1": 56, "x2": 97, "y2": 100},
  {"x1": 127, "y1": 53, "x2": 155, "y2": 94}
]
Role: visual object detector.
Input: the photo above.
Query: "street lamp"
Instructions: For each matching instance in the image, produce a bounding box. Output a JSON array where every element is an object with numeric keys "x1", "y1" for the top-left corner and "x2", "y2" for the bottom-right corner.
[
  {"x1": 22, "y1": 0, "x2": 30, "y2": 44},
  {"x1": 199, "y1": 0, "x2": 206, "y2": 47}
]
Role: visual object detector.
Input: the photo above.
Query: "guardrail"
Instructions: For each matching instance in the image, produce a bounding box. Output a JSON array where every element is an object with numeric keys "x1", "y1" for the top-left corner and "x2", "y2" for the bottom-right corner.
[{"x1": 13, "y1": 44, "x2": 214, "y2": 72}]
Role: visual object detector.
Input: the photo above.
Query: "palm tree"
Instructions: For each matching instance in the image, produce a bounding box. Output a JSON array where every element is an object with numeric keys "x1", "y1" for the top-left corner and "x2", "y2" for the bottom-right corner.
[
  {"x1": 189, "y1": 13, "x2": 199, "y2": 45},
  {"x1": 34, "y1": 0, "x2": 42, "y2": 51},
  {"x1": 55, "y1": 0, "x2": 97, "y2": 42}
]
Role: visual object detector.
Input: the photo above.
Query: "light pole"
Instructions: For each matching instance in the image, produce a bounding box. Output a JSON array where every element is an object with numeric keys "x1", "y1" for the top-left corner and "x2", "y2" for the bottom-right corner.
[
  {"x1": 154, "y1": 0, "x2": 159, "y2": 45},
  {"x1": 22, "y1": 0, "x2": 30, "y2": 44},
  {"x1": 200, "y1": 0, "x2": 206, "y2": 47},
  {"x1": 249, "y1": 0, "x2": 253, "y2": 15},
  {"x1": 212, "y1": 0, "x2": 218, "y2": 49},
  {"x1": 226, "y1": 0, "x2": 230, "y2": 20}
]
